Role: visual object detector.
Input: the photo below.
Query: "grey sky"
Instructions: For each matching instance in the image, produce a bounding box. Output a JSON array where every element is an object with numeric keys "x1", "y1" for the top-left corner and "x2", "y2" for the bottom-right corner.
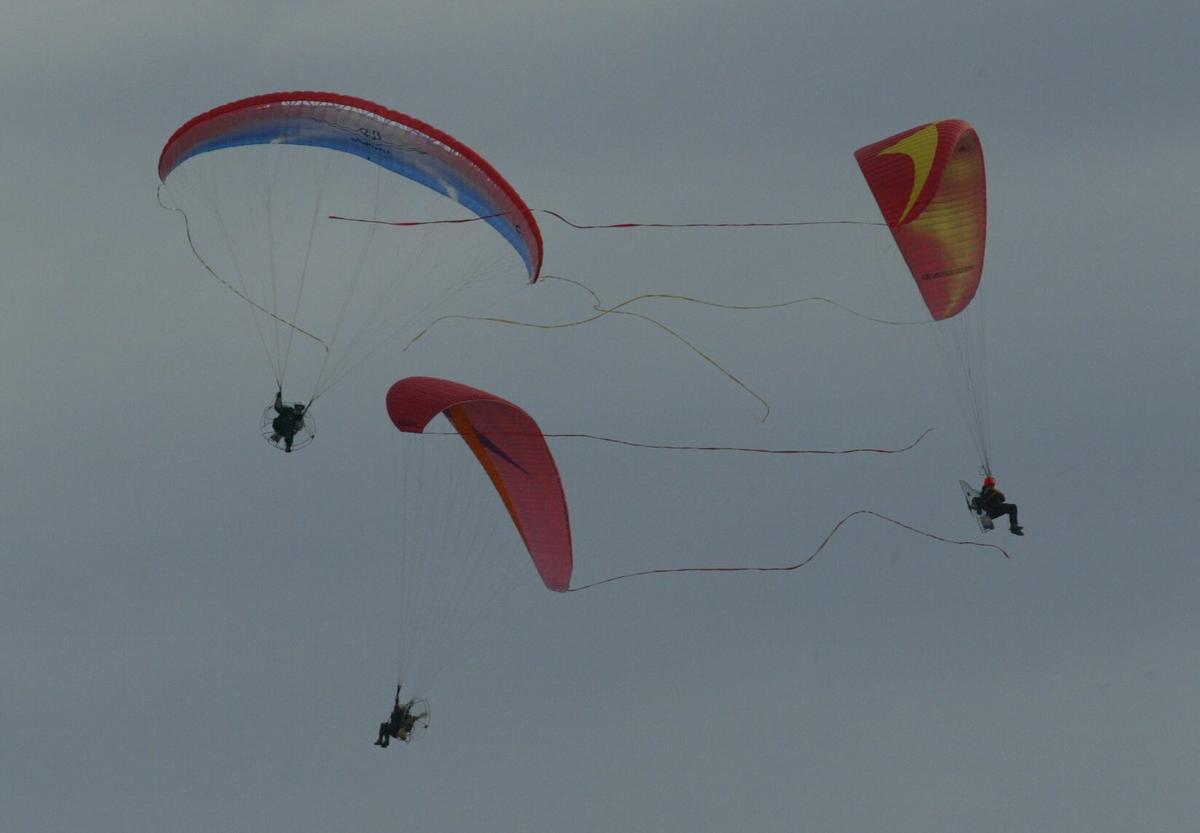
[{"x1": 3, "y1": 1, "x2": 1199, "y2": 831}]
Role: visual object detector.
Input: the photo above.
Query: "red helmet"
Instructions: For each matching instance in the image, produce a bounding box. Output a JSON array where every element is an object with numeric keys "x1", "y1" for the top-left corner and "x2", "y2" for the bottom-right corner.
[{"x1": 983, "y1": 475, "x2": 996, "y2": 488}]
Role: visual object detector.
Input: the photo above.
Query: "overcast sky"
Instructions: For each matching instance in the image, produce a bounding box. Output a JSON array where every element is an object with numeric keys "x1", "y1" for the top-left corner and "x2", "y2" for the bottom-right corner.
[{"x1": 3, "y1": 2, "x2": 1199, "y2": 831}]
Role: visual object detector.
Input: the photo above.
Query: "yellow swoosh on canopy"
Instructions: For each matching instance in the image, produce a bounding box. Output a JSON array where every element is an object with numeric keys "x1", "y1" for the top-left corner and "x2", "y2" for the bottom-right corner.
[{"x1": 879, "y1": 122, "x2": 940, "y2": 225}]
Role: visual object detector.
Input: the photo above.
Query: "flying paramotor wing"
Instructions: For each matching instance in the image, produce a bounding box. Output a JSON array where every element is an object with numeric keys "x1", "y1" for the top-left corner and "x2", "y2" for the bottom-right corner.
[
  {"x1": 386, "y1": 376, "x2": 573, "y2": 592},
  {"x1": 854, "y1": 119, "x2": 986, "y2": 321}
]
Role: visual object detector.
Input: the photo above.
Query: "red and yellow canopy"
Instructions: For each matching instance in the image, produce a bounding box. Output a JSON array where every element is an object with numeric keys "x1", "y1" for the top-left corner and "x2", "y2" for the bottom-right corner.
[{"x1": 855, "y1": 120, "x2": 987, "y2": 321}]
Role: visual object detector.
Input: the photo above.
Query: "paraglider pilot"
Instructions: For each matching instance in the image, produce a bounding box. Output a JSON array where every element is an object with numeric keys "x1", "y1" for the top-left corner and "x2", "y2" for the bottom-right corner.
[
  {"x1": 374, "y1": 685, "x2": 420, "y2": 748},
  {"x1": 974, "y1": 475, "x2": 1024, "y2": 536},
  {"x1": 269, "y1": 390, "x2": 306, "y2": 453}
]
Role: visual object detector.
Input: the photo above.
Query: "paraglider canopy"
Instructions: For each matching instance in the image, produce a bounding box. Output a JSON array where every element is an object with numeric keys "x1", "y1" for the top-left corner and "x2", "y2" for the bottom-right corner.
[
  {"x1": 159, "y1": 91, "x2": 543, "y2": 281},
  {"x1": 855, "y1": 119, "x2": 995, "y2": 474},
  {"x1": 386, "y1": 376, "x2": 573, "y2": 592},
  {"x1": 158, "y1": 92, "x2": 544, "y2": 407},
  {"x1": 854, "y1": 119, "x2": 986, "y2": 321}
]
